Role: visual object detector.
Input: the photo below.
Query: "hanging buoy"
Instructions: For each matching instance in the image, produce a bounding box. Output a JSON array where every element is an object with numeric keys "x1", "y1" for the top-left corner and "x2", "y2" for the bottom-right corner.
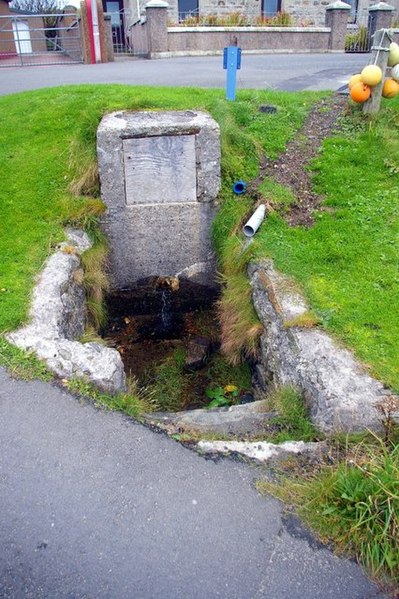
[
  {"x1": 388, "y1": 42, "x2": 399, "y2": 67},
  {"x1": 232, "y1": 180, "x2": 247, "y2": 194},
  {"x1": 350, "y1": 82, "x2": 371, "y2": 103},
  {"x1": 361, "y1": 65, "x2": 382, "y2": 87},
  {"x1": 382, "y1": 78, "x2": 399, "y2": 98}
]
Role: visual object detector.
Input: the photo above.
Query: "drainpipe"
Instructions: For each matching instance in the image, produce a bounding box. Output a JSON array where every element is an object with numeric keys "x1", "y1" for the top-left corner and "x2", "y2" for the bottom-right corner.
[{"x1": 243, "y1": 205, "x2": 266, "y2": 237}]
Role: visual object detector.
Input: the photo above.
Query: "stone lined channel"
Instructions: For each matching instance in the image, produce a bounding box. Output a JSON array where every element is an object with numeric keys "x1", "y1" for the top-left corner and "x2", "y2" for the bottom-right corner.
[{"x1": 102, "y1": 278, "x2": 254, "y2": 411}]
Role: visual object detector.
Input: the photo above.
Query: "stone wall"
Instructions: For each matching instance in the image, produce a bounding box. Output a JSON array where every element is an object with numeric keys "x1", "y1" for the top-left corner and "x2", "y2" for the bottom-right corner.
[
  {"x1": 131, "y1": 1, "x2": 352, "y2": 55},
  {"x1": 199, "y1": 0, "x2": 261, "y2": 19},
  {"x1": 283, "y1": 0, "x2": 331, "y2": 26},
  {"x1": 167, "y1": 26, "x2": 331, "y2": 52},
  {"x1": 97, "y1": 110, "x2": 221, "y2": 289}
]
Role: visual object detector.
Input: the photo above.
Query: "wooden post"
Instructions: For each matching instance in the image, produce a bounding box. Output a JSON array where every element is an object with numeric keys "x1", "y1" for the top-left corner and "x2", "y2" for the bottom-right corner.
[{"x1": 363, "y1": 28, "x2": 392, "y2": 114}]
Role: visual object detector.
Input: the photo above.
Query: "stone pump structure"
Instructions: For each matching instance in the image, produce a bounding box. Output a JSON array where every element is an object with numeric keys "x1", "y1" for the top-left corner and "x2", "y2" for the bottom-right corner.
[{"x1": 97, "y1": 110, "x2": 221, "y2": 289}]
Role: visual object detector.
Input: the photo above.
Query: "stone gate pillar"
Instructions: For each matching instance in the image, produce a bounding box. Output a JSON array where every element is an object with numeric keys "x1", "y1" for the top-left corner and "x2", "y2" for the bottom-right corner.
[
  {"x1": 325, "y1": 1, "x2": 351, "y2": 51},
  {"x1": 145, "y1": 0, "x2": 169, "y2": 57},
  {"x1": 368, "y1": 2, "x2": 395, "y2": 39}
]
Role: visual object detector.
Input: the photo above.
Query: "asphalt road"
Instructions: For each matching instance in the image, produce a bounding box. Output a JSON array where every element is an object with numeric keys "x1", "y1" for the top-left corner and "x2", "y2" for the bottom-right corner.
[
  {"x1": 0, "y1": 367, "x2": 387, "y2": 599},
  {"x1": 0, "y1": 53, "x2": 364, "y2": 95}
]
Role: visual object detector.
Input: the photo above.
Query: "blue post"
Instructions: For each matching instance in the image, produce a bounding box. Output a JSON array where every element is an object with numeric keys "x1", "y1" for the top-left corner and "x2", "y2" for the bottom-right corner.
[{"x1": 223, "y1": 46, "x2": 242, "y2": 101}]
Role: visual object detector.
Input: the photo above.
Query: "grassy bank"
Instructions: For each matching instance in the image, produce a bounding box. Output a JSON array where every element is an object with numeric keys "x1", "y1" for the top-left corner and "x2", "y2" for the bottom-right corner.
[
  {"x1": 1, "y1": 84, "x2": 398, "y2": 389},
  {"x1": 0, "y1": 84, "x2": 316, "y2": 334}
]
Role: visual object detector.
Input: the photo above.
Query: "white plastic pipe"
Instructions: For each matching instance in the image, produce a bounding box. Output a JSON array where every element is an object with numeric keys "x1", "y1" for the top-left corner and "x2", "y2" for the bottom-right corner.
[{"x1": 242, "y1": 204, "x2": 266, "y2": 237}]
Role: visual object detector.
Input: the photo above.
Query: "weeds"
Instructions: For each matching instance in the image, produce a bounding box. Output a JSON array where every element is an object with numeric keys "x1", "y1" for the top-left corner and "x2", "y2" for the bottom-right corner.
[
  {"x1": 302, "y1": 439, "x2": 399, "y2": 582},
  {"x1": 65, "y1": 374, "x2": 155, "y2": 418},
  {"x1": 80, "y1": 234, "x2": 109, "y2": 328},
  {"x1": 0, "y1": 338, "x2": 52, "y2": 381},
  {"x1": 148, "y1": 348, "x2": 187, "y2": 412},
  {"x1": 257, "y1": 429, "x2": 399, "y2": 586},
  {"x1": 263, "y1": 386, "x2": 319, "y2": 442},
  {"x1": 174, "y1": 11, "x2": 293, "y2": 27},
  {"x1": 218, "y1": 272, "x2": 263, "y2": 365}
]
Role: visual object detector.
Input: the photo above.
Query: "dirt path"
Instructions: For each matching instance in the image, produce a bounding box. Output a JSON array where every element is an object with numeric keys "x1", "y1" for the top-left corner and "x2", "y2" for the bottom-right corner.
[{"x1": 257, "y1": 95, "x2": 347, "y2": 226}]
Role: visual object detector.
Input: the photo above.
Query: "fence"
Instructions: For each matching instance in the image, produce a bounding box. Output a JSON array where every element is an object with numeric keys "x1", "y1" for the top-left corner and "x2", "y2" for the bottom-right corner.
[
  {"x1": 0, "y1": 12, "x2": 82, "y2": 67},
  {"x1": 106, "y1": 8, "x2": 134, "y2": 54}
]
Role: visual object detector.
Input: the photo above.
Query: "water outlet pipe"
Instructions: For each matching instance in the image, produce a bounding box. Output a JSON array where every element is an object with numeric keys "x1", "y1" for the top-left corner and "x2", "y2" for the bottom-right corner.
[
  {"x1": 243, "y1": 204, "x2": 266, "y2": 237},
  {"x1": 232, "y1": 180, "x2": 247, "y2": 194}
]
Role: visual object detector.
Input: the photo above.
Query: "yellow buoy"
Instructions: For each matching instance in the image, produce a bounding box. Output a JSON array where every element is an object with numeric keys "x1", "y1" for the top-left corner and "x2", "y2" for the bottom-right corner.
[
  {"x1": 361, "y1": 65, "x2": 382, "y2": 87},
  {"x1": 388, "y1": 42, "x2": 399, "y2": 68},
  {"x1": 348, "y1": 74, "x2": 363, "y2": 90}
]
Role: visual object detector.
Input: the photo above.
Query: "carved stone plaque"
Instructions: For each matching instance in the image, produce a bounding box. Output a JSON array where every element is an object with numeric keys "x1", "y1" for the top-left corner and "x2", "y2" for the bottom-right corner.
[{"x1": 123, "y1": 134, "x2": 197, "y2": 205}]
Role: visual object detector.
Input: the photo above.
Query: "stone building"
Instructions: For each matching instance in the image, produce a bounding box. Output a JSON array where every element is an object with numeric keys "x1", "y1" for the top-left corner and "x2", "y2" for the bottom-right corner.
[{"x1": 108, "y1": 0, "x2": 397, "y2": 34}]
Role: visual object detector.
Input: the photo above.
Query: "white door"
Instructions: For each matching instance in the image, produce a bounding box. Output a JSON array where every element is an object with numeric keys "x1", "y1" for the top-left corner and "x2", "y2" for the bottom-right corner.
[{"x1": 12, "y1": 21, "x2": 32, "y2": 54}]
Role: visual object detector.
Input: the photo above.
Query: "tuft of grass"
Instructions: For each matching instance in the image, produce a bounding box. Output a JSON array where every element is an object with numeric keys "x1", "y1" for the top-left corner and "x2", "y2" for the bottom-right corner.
[
  {"x1": 0, "y1": 338, "x2": 52, "y2": 381},
  {"x1": 78, "y1": 325, "x2": 107, "y2": 345},
  {"x1": 218, "y1": 272, "x2": 263, "y2": 365},
  {"x1": 283, "y1": 311, "x2": 320, "y2": 329},
  {"x1": 257, "y1": 434, "x2": 399, "y2": 586},
  {"x1": 69, "y1": 159, "x2": 100, "y2": 198},
  {"x1": 65, "y1": 374, "x2": 155, "y2": 418},
  {"x1": 80, "y1": 234, "x2": 109, "y2": 328},
  {"x1": 263, "y1": 385, "x2": 319, "y2": 442},
  {"x1": 149, "y1": 348, "x2": 187, "y2": 412}
]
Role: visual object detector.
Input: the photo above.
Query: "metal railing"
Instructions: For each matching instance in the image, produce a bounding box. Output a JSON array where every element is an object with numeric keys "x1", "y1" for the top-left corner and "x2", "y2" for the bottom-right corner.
[
  {"x1": 344, "y1": 6, "x2": 372, "y2": 53},
  {"x1": 0, "y1": 13, "x2": 82, "y2": 67},
  {"x1": 107, "y1": 9, "x2": 134, "y2": 55}
]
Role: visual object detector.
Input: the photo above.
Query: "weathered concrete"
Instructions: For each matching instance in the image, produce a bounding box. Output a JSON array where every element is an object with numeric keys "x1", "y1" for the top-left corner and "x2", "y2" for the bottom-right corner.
[
  {"x1": 97, "y1": 110, "x2": 221, "y2": 289},
  {"x1": 6, "y1": 229, "x2": 126, "y2": 394},
  {"x1": 144, "y1": 400, "x2": 277, "y2": 435},
  {"x1": 198, "y1": 439, "x2": 327, "y2": 463},
  {"x1": 249, "y1": 259, "x2": 394, "y2": 433}
]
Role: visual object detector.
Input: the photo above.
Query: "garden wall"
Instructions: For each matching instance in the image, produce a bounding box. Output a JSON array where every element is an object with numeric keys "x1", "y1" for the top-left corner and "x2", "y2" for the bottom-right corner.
[
  {"x1": 166, "y1": 26, "x2": 331, "y2": 53},
  {"x1": 131, "y1": 1, "x2": 349, "y2": 57}
]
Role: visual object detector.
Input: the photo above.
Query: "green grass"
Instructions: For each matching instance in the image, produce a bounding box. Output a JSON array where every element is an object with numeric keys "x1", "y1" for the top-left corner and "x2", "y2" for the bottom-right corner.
[
  {"x1": 257, "y1": 436, "x2": 399, "y2": 585},
  {"x1": 1, "y1": 84, "x2": 398, "y2": 392},
  {"x1": 0, "y1": 84, "x2": 318, "y2": 342},
  {"x1": 246, "y1": 103, "x2": 399, "y2": 391},
  {"x1": 263, "y1": 386, "x2": 319, "y2": 442},
  {"x1": 65, "y1": 375, "x2": 155, "y2": 418},
  {"x1": 148, "y1": 347, "x2": 188, "y2": 412},
  {"x1": 0, "y1": 338, "x2": 52, "y2": 381},
  {"x1": 145, "y1": 348, "x2": 252, "y2": 413}
]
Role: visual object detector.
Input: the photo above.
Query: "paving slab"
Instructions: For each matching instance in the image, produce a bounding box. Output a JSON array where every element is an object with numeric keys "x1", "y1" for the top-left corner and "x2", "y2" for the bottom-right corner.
[{"x1": 0, "y1": 367, "x2": 386, "y2": 599}]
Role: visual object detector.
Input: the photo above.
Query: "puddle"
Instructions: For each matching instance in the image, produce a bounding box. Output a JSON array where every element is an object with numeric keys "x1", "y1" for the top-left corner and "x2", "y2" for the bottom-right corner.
[{"x1": 102, "y1": 277, "x2": 253, "y2": 411}]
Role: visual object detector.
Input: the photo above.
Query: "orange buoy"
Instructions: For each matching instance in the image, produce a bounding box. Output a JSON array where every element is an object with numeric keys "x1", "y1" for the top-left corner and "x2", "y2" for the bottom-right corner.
[
  {"x1": 382, "y1": 78, "x2": 399, "y2": 98},
  {"x1": 350, "y1": 82, "x2": 371, "y2": 103}
]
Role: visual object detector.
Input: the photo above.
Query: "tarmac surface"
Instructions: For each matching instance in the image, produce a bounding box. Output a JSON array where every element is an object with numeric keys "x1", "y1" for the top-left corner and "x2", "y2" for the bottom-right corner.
[
  {"x1": 0, "y1": 367, "x2": 388, "y2": 598},
  {"x1": 0, "y1": 53, "x2": 364, "y2": 95}
]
